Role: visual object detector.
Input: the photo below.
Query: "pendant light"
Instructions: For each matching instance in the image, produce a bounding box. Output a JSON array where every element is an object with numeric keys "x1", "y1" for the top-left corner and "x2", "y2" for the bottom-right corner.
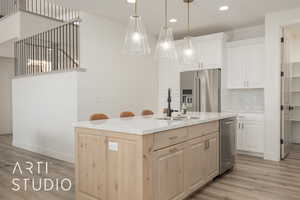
[
  {"x1": 181, "y1": 0, "x2": 196, "y2": 65},
  {"x1": 154, "y1": 0, "x2": 177, "y2": 60},
  {"x1": 123, "y1": 0, "x2": 151, "y2": 55}
]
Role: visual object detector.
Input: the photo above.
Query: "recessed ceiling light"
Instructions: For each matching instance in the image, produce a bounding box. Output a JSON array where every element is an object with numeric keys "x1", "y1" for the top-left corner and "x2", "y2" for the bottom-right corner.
[
  {"x1": 169, "y1": 18, "x2": 178, "y2": 23},
  {"x1": 219, "y1": 5, "x2": 229, "y2": 11},
  {"x1": 126, "y1": 0, "x2": 136, "y2": 4}
]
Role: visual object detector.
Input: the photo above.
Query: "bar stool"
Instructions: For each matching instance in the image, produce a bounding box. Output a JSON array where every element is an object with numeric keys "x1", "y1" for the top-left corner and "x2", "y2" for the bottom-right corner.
[
  {"x1": 142, "y1": 109, "x2": 154, "y2": 116},
  {"x1": 90, "y1": 113, "x2": 109, "y2": 121},
  {"x1": 120, "y1": 111, "x2": 135, "y2": 118}
]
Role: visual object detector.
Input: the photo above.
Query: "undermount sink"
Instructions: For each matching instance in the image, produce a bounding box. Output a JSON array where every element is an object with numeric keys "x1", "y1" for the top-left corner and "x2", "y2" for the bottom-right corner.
[{"x1": 156, "y1": 116, "x2": 200, "y2": 121}]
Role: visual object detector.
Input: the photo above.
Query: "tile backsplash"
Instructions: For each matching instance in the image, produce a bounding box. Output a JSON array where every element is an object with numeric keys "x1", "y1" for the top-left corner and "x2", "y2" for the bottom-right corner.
[{"x1": 222, "y1": 89, "x2": 265, "y2": 112}]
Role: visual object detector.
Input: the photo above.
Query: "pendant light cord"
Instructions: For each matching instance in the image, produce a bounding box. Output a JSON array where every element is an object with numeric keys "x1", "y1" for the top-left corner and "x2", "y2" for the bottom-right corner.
[
  {"x1": 134, "y1": 0, "x2": 138, "y2": 16},
  {"x1": 187, "y1": 1, "x2": 190, "y2": 35},
  {"x1": 165, "y1": 0, "x2": 168, "y2": 27}
]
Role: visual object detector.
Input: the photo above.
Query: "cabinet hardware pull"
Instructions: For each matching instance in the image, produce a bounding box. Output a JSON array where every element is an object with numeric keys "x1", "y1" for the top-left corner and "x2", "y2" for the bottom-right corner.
[
  {"x1": 205, "y1": 140, "x2": 209, "y2": 149},
  {"x1": 169, "y1": 136, "x2": 178, "y2": 140}
]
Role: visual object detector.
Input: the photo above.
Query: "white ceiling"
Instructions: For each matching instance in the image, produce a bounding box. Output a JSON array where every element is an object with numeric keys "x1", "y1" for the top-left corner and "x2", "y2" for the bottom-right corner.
[{"x1": 54, "y1": 0, "x2": 300, "y2": 38}]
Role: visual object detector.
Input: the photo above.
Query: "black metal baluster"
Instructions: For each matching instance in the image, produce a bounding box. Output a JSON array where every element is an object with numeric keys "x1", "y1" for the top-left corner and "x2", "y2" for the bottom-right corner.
[{"x1": 72, "y1": 22, "x2": 75, "y2": 69}]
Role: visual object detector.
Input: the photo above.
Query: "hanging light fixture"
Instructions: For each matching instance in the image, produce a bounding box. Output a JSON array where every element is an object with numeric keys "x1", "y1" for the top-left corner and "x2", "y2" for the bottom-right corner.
[
  {"x1": 155, "y1": 0, "x2": 177, "y2": 60},
  {"x1": 123, "y1": 0, "x2": 151, "y2": 55},
  {"x1": 181, "y1": 0, "x2": 196, "y2": 65}
]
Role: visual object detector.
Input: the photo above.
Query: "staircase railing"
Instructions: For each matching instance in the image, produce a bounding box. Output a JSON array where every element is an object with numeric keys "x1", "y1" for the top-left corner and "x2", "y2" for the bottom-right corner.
[
  {"x1": 14, "y1": 19, "x2": 80, "y2": 76},
  {"x1": 0, "y1": 0, "x2": 79, "y2": 22}
]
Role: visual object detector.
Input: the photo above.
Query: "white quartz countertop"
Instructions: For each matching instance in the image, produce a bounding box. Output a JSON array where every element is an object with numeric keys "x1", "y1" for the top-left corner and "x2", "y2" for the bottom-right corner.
[{"x1": 74, "y1": 112, "x2": 237, "y2": 135}]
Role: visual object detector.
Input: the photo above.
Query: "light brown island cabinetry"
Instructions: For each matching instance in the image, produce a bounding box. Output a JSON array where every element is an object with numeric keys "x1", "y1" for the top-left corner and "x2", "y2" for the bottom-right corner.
[{"x1": 75, "y1": 121, "x2": 219, "y2": 200}]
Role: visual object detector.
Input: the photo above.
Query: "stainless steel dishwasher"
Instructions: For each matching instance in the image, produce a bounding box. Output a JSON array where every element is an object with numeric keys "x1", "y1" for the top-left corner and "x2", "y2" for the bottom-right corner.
[{"x1": 220, "y1": 117, "x2": 237, "y2": 175}]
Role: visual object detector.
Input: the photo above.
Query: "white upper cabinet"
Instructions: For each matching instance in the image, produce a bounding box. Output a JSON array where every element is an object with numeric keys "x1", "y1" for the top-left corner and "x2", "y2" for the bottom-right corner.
[
  {"x1": 227, "y1": 46, "x2": 246, "y2": 89},
  {"x1": 226, "y1": 38, "x2": 265, "y2": 89},
  {"x1": 195, "y1": 34, "x2": 225, "y2": 69},
  {"x1": 175, "y1": 33, "x2": 226, "y2": 71}
]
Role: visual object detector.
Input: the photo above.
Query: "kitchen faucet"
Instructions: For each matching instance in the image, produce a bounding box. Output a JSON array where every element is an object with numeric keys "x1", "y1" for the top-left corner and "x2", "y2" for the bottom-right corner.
[{"x1": 167, "y1": 88, "x2": 178, "y2": 117}]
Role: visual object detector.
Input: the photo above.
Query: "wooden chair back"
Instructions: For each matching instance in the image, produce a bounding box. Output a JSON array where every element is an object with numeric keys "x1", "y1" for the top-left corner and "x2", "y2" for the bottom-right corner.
[
  {"x1": 90, "y1": 113, "x2": 109, "y2": 121},
  {"x1": 142, "y1": 109, "x2": 154, "y2": 116},
  {"x1": 120, "y1": 111, "x2": 135, "y2": 118}
]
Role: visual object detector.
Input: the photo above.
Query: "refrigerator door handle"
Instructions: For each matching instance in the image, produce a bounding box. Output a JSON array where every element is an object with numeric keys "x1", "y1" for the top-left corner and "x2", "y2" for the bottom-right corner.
[
  {"x1": 193, "y1": 73, "x2": 198, "y2": 111},
  {"x1": 196, "y1": 73, "x2": 200, "y2": 112},
  {"x1": 198, "y1": 76, "x2": 201, "y2": 112}
]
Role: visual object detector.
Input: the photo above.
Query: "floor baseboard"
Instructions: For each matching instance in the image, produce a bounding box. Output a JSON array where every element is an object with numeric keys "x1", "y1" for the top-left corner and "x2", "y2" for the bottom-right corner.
[{"x1": 13, "y1": 140, "x2": 74, "y2": 163}]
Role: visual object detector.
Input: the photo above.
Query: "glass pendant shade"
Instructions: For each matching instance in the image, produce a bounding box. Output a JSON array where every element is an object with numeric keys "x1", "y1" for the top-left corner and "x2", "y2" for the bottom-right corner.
[
  {"x1": 181, "y1": 36, "x2": 196, "y2": 65},
  {"x1": 123, "y1": 16, "x2": 151, "y2": 55},
  {"x1": 155, "y1": 26, "x2": 177, "y2": 60}
]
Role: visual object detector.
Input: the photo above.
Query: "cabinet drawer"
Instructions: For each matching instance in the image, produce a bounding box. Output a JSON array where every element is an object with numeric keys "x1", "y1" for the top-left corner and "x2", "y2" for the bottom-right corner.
[
  {"x1": 154, "y1": 128, "x2": 188, "y2": 150},
  {"x1": 188, "y1": 121, "x2": 219, "y2": 139}
]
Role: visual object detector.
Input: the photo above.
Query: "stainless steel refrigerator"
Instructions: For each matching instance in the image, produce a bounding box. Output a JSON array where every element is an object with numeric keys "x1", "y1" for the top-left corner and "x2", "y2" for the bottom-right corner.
[{"x1": 180, "y1": 69, "x2": 221, "y2": 112}]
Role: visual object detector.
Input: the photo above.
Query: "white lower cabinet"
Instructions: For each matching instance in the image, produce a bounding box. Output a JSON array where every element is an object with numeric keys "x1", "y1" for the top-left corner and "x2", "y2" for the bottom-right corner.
[{"x1": 236, "y1": 114, "x2": 264, "y2": 154}]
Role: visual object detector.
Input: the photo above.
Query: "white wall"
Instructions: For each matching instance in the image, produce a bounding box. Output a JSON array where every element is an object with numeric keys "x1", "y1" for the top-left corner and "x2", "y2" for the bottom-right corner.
[
  {"x1": 0, "y1": 11, "x2": 62, "y2": 58},
  {"x1": 78, "y1": 12, "x2": 158, "y2": 119},
  {"x1": 0, "y1": 57, "x2": 14, "y2": 134},
  {"x1": 12, "y1": 72, "x2": 78, "y2": 162},
  {"x1": 0, "y1": 11, "x2": 61, "y2": 44},
  {"x1": 265, "y1": 7, "x2": 300, "y2": 161},
  {"x1": 19, "y1": 11, "x2": 62, "y2": 38},
  {"x1": 0, "y1": 13, "x2": 20, "y2": 45},
  {"x1": 0, "y1": 39, "x2": 14, "y2": 58}
]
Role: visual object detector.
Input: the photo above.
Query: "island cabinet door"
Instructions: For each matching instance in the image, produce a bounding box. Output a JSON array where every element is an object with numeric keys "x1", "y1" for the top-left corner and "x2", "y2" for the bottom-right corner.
[
  {"x1": 76, "y1": 132, "x2": 106, "y2": 200},
  {"x1": 106, "y1": 136, "x2": 143, "y2": 200},
  {"x1": 152, "y1": 143, "x2": 186, "y2": 200},
  {"x1": 184, "y1": 137, "x2": 206, "y2": 193},
  {"x1": 204, "y1": 132, "x2": 219, "y2": 181}
]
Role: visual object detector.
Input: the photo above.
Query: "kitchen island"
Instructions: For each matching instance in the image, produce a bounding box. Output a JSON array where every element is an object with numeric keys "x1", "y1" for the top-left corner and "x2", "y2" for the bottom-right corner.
[{"x1": 74, "y1": 112, "x2": 236, "y2": 200}]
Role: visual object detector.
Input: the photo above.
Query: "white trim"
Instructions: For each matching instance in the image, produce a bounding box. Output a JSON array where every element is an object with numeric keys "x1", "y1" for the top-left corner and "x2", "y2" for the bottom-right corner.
[
  {"x1": 237, "y1": 150, "x2": 264, "y2": 158},
  {"x1": 226, "y1": 37, "x2": 265, "y2": 48},
  {"x1": 193, "y1": 32, "x2": 227, "y2": 42},
  {"x1": 13, "y1": 68, "x2": 86, "y2": 79},
  {"x1": 13, "y1": 140, "x2": 74, "y2": 163}
]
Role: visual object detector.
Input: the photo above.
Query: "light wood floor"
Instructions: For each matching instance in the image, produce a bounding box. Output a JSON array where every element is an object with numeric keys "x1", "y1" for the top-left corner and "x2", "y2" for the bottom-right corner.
[
  {"x1": 0, "y1": 134, "x2": 74, "y2": 200},
  {"x1": 0, "y1": 135, "x2": 300, "y2": 200},
  {"x1": 288, "y1": 144, "x2": 300, "y2": 160}
]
